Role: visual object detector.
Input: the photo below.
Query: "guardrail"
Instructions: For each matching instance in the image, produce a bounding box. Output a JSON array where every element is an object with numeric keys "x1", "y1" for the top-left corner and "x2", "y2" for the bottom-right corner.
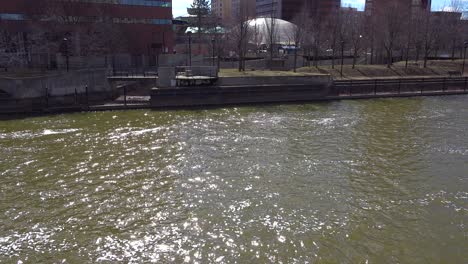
[
  {"x1": 108, "y1": 68, "x2": 158, "y2": 77},
  {"x1": 334, "y1": 77, "x2": 468, "y2": 97},
  {"x1": 0, "y1": 83, "x2": 151, "y2": 115}
]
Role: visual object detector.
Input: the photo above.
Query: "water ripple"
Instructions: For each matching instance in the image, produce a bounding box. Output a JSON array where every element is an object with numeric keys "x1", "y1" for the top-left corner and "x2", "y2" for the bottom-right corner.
[{"x1": 0, "y1": 97, "x2": 467, "y2": 263}]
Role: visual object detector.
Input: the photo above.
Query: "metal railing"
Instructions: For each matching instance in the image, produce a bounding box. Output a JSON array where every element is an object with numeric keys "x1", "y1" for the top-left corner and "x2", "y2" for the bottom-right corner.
[
  {"x1": 0, "y1": 82, "x2": 153, "y2": 114},
  {"x1": 334, "y1": 77, "x2": 468, "y2": 97},
  {"x1": 174, "y1": 66, "x2": 219, "y2": 87},
  {"x1": 108, "y1": 67, "x2": 158, "y2": 77}
]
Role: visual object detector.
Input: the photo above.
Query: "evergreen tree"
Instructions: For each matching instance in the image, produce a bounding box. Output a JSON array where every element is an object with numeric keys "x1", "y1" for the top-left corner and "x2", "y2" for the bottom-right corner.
[
  {"x1": 190, "y1": 0, "x2": 211, "y2": 54},
  {"x1": 191, "y1": 0, "x2": 210, "y2": 13}
]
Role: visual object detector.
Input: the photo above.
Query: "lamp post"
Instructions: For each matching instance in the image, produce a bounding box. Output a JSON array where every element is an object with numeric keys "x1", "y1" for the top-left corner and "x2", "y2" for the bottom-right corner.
[
  {"x1": 354, "y1": 35, "x2": 362, "y2": 69},
  {"x1": 63, "y1": 37, "x2": 69, "y2": 72},
  {"x1": 187, "y1": 31, "x2": 192, "y2": 66},
  {"x1": 340, "y1": 40, "x2": 345, "y2": 78},
  {"x1": 462, "y1": 41, "x2": 468, "y2": 75},
  {"x1": 211, "y1": 38, "x2": 215, "y2": 67}
]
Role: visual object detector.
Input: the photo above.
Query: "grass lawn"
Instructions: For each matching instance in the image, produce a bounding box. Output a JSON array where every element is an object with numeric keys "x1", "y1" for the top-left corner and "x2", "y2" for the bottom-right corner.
[
  {"x1": 219, "y1": 60, "x2": 465, "y2": 79},
  {"x1": 219, "y1": 68, "x2": 326, "y2": 77},
  {"x1": 0, "y1": 69, "x2": 55, "y2": 79},
  {"x1": 297, "y1": 60, "x2": 465, "y2": 80}
]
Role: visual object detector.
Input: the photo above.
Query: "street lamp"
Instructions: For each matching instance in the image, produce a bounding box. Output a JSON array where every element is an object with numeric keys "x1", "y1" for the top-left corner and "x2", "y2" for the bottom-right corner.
[
  {"x1": 462, "y1": 41, "x2": 468, "y2": 75},
  {"x1": 211, "y1": 38, "x2": 215, "y2": 67},
  {"x1": 63, "y1": 37, "x2": 69, "y2": 72},
  {"x1": 187, "y1": 31, "x2": 192, "y2": 67},
  {"x1": 340, "y1": 40, "x2": 345, "y2": 78}
]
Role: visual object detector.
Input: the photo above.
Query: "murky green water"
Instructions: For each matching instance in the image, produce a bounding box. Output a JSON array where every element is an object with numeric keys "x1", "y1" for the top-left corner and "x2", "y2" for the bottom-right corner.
[{"x1": 0, "y1": 96, "x2": 467, "y2": 263}]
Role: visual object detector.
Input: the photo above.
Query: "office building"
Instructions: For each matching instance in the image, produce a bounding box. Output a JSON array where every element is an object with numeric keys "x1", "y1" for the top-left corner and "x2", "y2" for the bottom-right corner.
[
  {"x1": 0, "y1": 0, "x2": 174, "y2": 68},
  {"x1": 212, "y1": 0, "x2": 232, "y2": 21},
  {"x1": 256, "y1": 0, "x2": 341, "y2": 21},
  {"x1": 212, "y1": 0, "x2": 256, "y2": 22},
  {"x1": 365, "y1": 0, "x2": 431, "y2": 16},
  {"x1": 232, "y1": 0, "x2": 256, "y2": 19}
]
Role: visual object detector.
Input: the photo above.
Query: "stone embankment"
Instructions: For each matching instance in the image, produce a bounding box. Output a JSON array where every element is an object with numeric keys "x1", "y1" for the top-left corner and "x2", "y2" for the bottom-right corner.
[{"x1": 1, "y1": 67, "x2": 467, "y2": 115}]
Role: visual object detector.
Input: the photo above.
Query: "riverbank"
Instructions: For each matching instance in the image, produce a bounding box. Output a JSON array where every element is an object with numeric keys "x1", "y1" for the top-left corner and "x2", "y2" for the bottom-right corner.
[
  {"x1": 2, "y1": 76, "x2": 466, "y2": 116},
  {"x1": 1, "y1": 60, "x2": 467, "y2": 115}
]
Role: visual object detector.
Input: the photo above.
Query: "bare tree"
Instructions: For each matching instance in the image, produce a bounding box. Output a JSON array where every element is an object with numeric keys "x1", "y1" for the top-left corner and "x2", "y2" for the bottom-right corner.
[
  {"x1": 0, "y1": 29, "x2": 27, "y2": 70},
  {"x1": 411, "y1": 11, "x2": 427, "y2": 63},
  {"x1": 19, "y1": 0, "x2": 99, "y2": 69},
  {"x1": 229, "y1": 5, "x2": 251, "y2": 72},
  {"x1": 93, "y1": 17, "x2": 128, "y2": 72},
  {"x1": 445, "y1": 0, "x2": 464, "y2": 60},
  {"x1": 290, "y1": 4, "x2": 309, "y2": 72},
  {"x1": 363, "y1": 9, "x2": 377, "y2": 65},
  {"x1": 376, "y1": 1, "x2": 407, "y2": 67},
  {"x1": 307, "y1": 16, "x2": 321, "y2": 68},
  {"x1": 421, "y1": 12, "x2": 444, "y2": 67},
  {"x1": 251, "y1": 22, "x2": 263, "y2": 55},
  {"x1": 204, "y1": 13, "x2": 223, "y2": 68},
  {"x1": 343, "y1": 9, "x2": 365, "y2": 69},
  {"x1": 327, "y1": 8, "x2": 344, "y2": 69},
  {"x1": 265, "y1": 16, "x2": 278, "y2": 69}
]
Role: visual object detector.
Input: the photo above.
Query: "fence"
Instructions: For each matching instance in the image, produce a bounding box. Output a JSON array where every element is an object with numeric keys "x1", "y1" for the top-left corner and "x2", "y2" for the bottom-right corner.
[
  {"x1": 0, "y1": 82, "x2": 151, "y2": 114},
  {"x1": 108, "y1": 67, "x2": 159, "y2": 77},
  {"x1": 333, "y1": 77, "x2": 468, "y2": 97}
]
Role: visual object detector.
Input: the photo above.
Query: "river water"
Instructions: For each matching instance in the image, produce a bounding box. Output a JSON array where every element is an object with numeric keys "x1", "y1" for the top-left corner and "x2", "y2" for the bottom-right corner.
[{"x1": 0, "y1": 96, "x2": 467, "y2": 263}]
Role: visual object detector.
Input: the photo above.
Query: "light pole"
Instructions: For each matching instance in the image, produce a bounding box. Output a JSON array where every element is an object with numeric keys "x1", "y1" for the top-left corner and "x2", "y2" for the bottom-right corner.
[
  {"x1": 211, "y1": 38, "x2": 215, "y2": 67},
  {"x1": 63, "y1": 37, "x2": 69, "y2": 72},
  {"x1": 187, "y1": 31, "x2": 192, "y2": 67},
  {"x1": 340, "y1": 41, "x2": 345, "y2": 78},
  {"x1": 462, "y1": 41, "x2": 468, "y2": 75}
]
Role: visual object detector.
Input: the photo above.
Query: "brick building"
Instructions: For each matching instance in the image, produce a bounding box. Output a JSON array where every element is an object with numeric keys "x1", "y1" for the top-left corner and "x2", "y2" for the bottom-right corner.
[
  {"x1": 365, "y1": 0, "x2": 431, "y2": 16},
  {"x1": 212, "y1": 0, "x2": 256, "y2": 23},
  {"x1": 256, "y1": 0, "x2": 341, "y2": 21},
  {"x1": 0, "y1": 0, "x2": 174, "y2": 69},
  {"x1": 212, "y1": 0, "x2": 232, "y2": 21}
]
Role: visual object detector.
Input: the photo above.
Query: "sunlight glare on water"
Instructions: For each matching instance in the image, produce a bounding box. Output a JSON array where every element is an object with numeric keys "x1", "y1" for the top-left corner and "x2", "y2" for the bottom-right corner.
[{"x1": 0, "y1": 96, "x2": 467, "y2": 263}]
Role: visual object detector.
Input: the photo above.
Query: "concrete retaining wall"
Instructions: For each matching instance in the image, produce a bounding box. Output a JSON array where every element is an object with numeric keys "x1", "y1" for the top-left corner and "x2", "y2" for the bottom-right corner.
[
  {"x1": 151, "y1": 82, "x2": 331, "y2": 108},
  {"x1": 0, "y1": 69, "x2": 112, "y2": 99},
  {"x1": 216, "y1": 75, "x2": 332, "y2": 87}
]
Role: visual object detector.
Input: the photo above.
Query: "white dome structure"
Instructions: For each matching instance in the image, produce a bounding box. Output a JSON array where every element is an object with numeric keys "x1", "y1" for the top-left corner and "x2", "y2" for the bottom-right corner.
[{"x1": 247, "y1": 18, "x2": 298, "y2": 46}]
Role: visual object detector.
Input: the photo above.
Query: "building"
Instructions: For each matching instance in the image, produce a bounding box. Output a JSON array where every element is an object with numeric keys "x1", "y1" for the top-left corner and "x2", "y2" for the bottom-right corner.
[
  {"x1": 231, "y1": 0, "x2": 256, "y2": 19},
  {"x1": 212, "y1": 0, "x2": 232, "y2": 22},
  {"x1": 256, "y1": 0, "x2": 341, "y2": 21},
  {"x1": 365, "y1": 0, "x2": 431, "y2": 16},
  {"x1": 212, "y1": 0, "x2": 256, "y2": 22},
  {"x1": 0, "y1": 0, "x2": 174, "y2": 69}
]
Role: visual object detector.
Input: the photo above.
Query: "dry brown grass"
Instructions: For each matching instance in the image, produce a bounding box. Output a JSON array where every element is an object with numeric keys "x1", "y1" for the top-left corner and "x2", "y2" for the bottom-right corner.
[
  {"x1": 219, "y1": 68, "x2": 325, "y2": 77},
  {"x1": 297, "y1": 60, "x2": 464, "y2": 80}
]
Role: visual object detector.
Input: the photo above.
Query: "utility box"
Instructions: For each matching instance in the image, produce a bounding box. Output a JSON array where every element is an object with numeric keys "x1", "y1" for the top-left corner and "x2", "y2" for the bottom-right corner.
[{"x1": 157, "y1": 67, "x2": 176, "y2": 88}]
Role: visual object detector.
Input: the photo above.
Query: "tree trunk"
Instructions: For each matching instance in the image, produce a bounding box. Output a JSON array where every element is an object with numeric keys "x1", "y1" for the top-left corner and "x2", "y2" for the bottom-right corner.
[
  {"x1": 451, "y1": 39, "x2": 456, "y2": 61},
  {"x1": 112, "y1": 54, "x2": 116, "y2": 75},
  {"x1": 293, "y1": 45, "x2": 298, "y2": 72},
  {"x1": 197, "y1": 13, "x2": 202, "y2": 55},
  {"x1": 386, "y1": 48, "x2": 392, "y2": 68},
  {"x1": 423, "y1": 48, "x2": 429, "y2": 68},
  {"x1": 405, "y1": 47, "x2": 410, "y2": 70},
  {"x1": 352, "y1": 49, "x2": 357, "y2": 69},
  {"x1": 314, "y1": 37, "x2": 320, "y2": 68},
  {"x1": 331, "y1": 45, "x2": 336, "y2": 69}
]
